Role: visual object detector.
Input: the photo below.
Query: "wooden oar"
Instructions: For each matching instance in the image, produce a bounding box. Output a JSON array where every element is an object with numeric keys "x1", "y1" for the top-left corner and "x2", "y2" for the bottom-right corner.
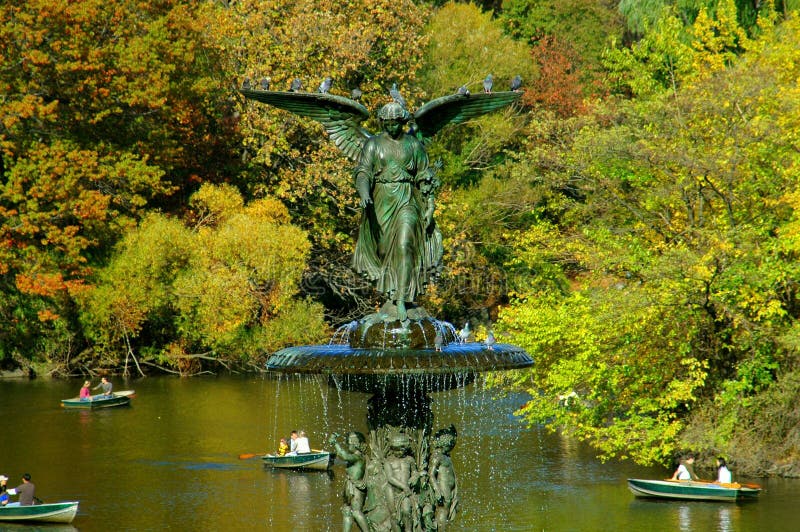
[
  {"x1": 238, "y1": 452, "x2": 265, "y2": 459},
  {"x1": 664, "y1": 478, "x2": 762, "y2": 489}
]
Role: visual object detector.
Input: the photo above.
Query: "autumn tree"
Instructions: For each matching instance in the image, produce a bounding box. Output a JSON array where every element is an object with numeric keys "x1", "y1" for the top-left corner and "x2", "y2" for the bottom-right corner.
[
  {"x1": 0, "y1": 0, "x2": 241, "y2": 368},
  {"x1": 489, "y1": 12, "x2": 800, "y2": 468},
  {"x1": 79, "y1": 184, "x2": 327, "y2": 374},
  {"x1": 211, "y1": 0, "x2": 432, "y2": 321}
]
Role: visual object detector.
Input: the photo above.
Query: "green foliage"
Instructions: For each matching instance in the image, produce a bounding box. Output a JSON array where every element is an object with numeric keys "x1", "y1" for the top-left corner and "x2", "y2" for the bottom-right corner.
[
  {"x1": 489, "y1": 15, "x2": 800, "y2": 466},
  {"x1": 500, "y1": 0, "x2": 625, "y2": 80},
  {"x1": 420, "y1": 2, "x2": 535, "y2": 97},
  {"x1": 79, "y1": 185, "x2": 328, "y2": 370}
]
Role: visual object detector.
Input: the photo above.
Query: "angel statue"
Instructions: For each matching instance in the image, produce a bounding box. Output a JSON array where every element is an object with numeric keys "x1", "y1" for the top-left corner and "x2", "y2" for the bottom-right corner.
[{"x1": 241, "y1": 84, "x2": 520, "y2": 322}]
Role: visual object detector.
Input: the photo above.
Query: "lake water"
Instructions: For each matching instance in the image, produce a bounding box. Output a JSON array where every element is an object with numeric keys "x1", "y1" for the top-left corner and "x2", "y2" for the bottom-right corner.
[{"x1": 0, "y1": 375, "x2": 795, "y2": 531}]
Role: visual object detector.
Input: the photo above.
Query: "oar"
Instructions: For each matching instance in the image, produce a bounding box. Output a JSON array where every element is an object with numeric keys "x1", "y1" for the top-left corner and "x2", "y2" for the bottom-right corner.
[
  {"x1": 238, "y1": 452, "x2": 265, "y2": 459},
  {"x1": 664, "y1": 478, "x2": 762, "y2": 490}
]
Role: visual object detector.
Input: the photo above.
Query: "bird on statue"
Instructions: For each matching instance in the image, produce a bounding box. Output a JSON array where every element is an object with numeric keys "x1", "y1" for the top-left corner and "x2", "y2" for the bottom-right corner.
[
  {"x1": 457, "y1": 84, "x2": 470, "y2": 96},
  {"x1": 390, "y1": 82, "x2": 407, "y2": 109},
  {"x1": 289, "y1": 78, "x2": 302, "y2": 92},
  {"x1": 510, "y1": 75, "x2": 522, "y2": 92},
  {"x1": 318, "y1": 76, "x2": 333, "y2": 94},
  {"x1": 259, "y1": 77, "x2": 270, "y2": 90},
  {"x1": 434, "y1": 330, "x2": 444, "y2": 352},
  {"x1": 350, "y1": 87, "x2": 362, "y2": 101},
  {"x1": 458, "y1": 322, "x2": 471, "y2": 344},
  {"x1": 484, "y1": 330, "x2": 496, "y2": 350},
  {"x1": 483, "y1": 74, "x2": 493, "y2": 93},
  {"x1": 241, "y1": 77, "x2": 252, "y2": 90}
]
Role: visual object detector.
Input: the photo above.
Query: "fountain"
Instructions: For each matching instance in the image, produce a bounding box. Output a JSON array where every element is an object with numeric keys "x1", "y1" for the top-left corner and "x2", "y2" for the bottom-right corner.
[{"x1": 242, "y1": 83, "x2": 532, "y2": 530}]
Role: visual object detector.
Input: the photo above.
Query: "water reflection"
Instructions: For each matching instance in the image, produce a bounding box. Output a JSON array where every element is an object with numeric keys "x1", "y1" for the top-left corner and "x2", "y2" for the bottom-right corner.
[
  {"x1": 718, "y1": 505, "x2": 732, "y2": 532},
  {"x1": 678, "y1": 504, "x2": 691, "y2": 531}
]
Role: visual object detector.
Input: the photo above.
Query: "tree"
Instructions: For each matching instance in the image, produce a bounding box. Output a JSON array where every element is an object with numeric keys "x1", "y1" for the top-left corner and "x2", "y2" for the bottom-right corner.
[
  {"x1": 0, "y1": 0, "x2": 240, "y2": 367},
  {"x1": 214, "y1": 0, "x2": 432, "y2": 321},
  {"x1": 489, "y1": 14, "x2": 800, "y2": 467},
  {"x1": 79, "y1": 184, "x2": 328, "y2": 374}
]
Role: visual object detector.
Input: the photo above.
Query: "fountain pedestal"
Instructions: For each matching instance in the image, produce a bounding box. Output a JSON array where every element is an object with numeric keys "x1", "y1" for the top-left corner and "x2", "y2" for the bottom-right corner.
[{"x1": 269, "y1": 313, "x2": 532, "y2": 531}]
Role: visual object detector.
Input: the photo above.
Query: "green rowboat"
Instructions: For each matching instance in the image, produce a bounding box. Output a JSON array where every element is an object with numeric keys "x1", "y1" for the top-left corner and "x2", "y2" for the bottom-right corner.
[
  {"x1": 0, "y1": 501, "x2": 79, "y2": 524},
  {"x1": 262, "y1": 450, "x2": 333, "y2": 471},
  {"x1": 61, "y1": 389, "x2": 134, "y2": 409},
  {"x1": 628, "y1": 478, "x2": 761, "y2": 502}
]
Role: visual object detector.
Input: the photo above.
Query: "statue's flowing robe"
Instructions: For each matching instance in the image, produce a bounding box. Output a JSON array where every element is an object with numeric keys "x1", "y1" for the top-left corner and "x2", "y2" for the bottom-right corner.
[{"x1": 352, "y1": 132, "x2": 441, "y2": 303}]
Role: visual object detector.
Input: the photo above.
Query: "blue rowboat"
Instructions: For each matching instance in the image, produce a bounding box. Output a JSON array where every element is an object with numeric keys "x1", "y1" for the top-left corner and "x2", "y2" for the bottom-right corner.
[
  {"x1": 628, "y1": 478, "x2": 761, "y2": 502},
  {"x1": 0, "y1": 501, "x2": 79, "y2": 524},
  {"x1": 61, "y1": 389, "x2": 134, "y2": 409},
  {"x1": 262, "y1": 450, "x2": 333, "y2": 471}
]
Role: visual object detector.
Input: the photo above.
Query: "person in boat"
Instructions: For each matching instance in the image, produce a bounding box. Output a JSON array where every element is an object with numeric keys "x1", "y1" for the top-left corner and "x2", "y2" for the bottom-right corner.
[
  {"x1": 287, "y1": 430, "x2": 311, "y2": 455},
  {"x1": 93, "y1": 377, "x2": 113, "y2": 398},
  {"x1": 6, "y1": 473, "x2": 35, "y2": 506},
  {"x1": 716, "y1": 456, "x2": 732, "y2": 484},
  {"x1": 296, "y1": 430, "x2": 311, "y2": 454},
  {"x1": 671, "y1": 454, "x2": 699, "y2": 481},
  {"x1": 79, "y1": 380, "x2": 92, "y2": 401},
  {"x1": 277, "y1": 438, "x2": 289, "y2": 457},
  {"x1": 0, "y1": 474, "x2": 9, "y2": 506}
]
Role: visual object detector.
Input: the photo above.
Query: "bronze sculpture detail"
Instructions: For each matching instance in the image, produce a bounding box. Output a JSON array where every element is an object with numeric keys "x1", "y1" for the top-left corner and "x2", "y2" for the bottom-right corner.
[
  {"x1": 240, "y1": 86, "x2": 520, "y2": 323},
  {"x1": 244, "y1": 80, "x2": 525, "y2": 531}
]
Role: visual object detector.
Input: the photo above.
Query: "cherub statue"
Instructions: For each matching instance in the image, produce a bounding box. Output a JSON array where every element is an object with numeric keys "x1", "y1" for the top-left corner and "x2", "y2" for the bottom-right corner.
[
  {"x1": 241, "y1": 85, "x2": 520, "y2": 322},
  {"x1": 430, "y1": 425, "x2": 458, "y2": 530},
  {"x1": 329, "y1": 431, "x2": 369, "y2": 532}
]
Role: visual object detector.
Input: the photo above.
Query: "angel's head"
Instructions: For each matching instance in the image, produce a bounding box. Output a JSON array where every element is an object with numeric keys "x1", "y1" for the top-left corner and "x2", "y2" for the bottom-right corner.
[
  {"x1": 378, "y1": 102, "x2": 410, "y2": 138},
  {"x1": 378, "y1": 102, "x2": 409, "y2": 122}
]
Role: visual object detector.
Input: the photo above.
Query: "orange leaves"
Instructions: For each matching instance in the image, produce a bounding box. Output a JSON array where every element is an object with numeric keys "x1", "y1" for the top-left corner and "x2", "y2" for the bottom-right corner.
[
  {"x1": 525, "y1": 35, "x2": 588, "y2": 118},
  {"x1": 16, "y1": 271, "x2": 69, "y2": 297}
]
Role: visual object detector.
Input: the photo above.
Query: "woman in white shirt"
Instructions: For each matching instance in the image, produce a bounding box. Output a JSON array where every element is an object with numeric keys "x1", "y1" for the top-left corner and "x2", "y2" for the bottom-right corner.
[
  {"x1": 716, "y1": 457, "x2": 732, "y2": 484},
  {"x1": 296, "y1": 430, "x2": 311, "y2": 454}
]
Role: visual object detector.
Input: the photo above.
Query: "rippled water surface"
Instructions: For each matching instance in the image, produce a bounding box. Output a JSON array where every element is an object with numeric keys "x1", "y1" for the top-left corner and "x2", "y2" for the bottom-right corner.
[{"x1": 0, "y1": 375, "x2": 795, "y2": 531}]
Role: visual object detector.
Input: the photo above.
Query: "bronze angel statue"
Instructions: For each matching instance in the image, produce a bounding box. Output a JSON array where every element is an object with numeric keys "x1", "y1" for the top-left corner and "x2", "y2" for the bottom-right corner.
[{"x1": 241, "y1": 84, "x2": 520, "y2": 322}]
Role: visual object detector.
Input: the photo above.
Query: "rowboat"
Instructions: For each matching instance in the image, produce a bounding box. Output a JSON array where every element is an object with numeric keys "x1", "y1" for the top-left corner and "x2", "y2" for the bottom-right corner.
[
  {"x1": 61, "y1": 389, "x2": 135, "y2": 409},
  {"x1": 0, "y1": 501, "x2": 79, "y2": 524},
  {"x1": 262, "y1": 450, "x2": 333, "y2": 471},
  {"x1": 627, "y1": 478, "x2": 761, "y2": 502}
]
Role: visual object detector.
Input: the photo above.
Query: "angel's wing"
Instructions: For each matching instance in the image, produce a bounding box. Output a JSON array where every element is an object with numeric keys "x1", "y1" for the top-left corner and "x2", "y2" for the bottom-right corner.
[
  {"x1": 240, "y1": 89, "x2": 372, "y2": 162},
  {"x1": 412, "y1": 91, "x2": 522, "y2": 141}
]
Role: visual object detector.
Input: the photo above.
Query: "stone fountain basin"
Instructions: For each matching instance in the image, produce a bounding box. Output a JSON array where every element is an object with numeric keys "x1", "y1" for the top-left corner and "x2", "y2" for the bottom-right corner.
[{"x1": 266, "y1": 342, "x2": 533, "y2": 393}]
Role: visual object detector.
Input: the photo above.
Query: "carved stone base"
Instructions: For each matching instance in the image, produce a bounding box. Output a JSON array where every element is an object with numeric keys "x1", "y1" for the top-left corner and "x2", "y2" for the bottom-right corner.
[{"x1": 333, "y1": 389, "x2": 459, "y2": 531}]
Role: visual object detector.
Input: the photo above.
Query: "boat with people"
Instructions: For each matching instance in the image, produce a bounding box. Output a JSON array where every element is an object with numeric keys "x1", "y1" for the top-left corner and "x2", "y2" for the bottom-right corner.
[
  {"x1": 627, "y1": 478, "x2": 762, "y2": 502},
  {"x1": 262, "y1": 450, "x2": 333, "y2": 471},
  {"x1": 61, "y1": 389, "x2": 135, "y2": 409},
  {"x1": 0, "y1": 501, "x2": 79, "y2": 524}
]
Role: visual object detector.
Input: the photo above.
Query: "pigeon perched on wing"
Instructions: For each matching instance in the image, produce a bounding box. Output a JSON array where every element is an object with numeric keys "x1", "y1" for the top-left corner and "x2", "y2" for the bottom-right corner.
[
  {"x1": 318, "y1": 76, "x2": 332, "y2": 94},
  {"x1": 483, "y1": 74, "x2": 493, "y2": 93},
  {"x1": 350, "y1": 87, "x2": 362, "y2": 101},
  {"x1": 241, "y1": 78, "x2": 252, "y2": 90},
  {"x1": 457, "y1": 84, "x2": 470, "y2": 96},
  {"x1": 510, "y1": 75, "x2": 522, "y2": 92},
  {"x1": 390, "y1": 83, "x2": 407, "y2": 109},
  {"x1": 259, "y1": 77, "x2": 271, "y2": 90},
  {"x1": 434, "y1": 330, "x2": 444, "y2": 352},
  {"x1": 458, "y1": 322, "x2": 471, "y2": 344},
  {"x1": 289, "y1": 78, "x2": 302, "y2": 92},
  {"x1": 484, "y1": 330, "x2": 496, "y2": 350}
]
